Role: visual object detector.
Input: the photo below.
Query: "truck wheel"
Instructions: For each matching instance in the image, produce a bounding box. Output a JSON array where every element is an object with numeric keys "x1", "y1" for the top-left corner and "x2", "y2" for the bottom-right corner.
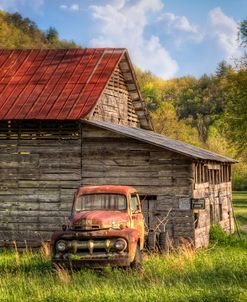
[
  {"x1": 159, "y1": 231, "x2": 169, "y2": 253},
  {"x1": 130, "y1": 245, "x2": 143, "y2": 271},
  {"x1": 147, "y1": 231, "x2": 156, "y2": 251}
]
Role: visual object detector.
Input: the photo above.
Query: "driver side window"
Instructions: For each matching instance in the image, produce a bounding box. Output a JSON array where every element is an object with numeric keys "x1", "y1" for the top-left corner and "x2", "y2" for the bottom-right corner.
[{"x1": 130, "y1": 194, "x2": 139, "y2": 212}]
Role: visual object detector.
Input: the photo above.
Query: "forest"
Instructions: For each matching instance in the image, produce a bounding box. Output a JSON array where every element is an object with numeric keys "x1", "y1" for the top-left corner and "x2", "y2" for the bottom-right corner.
[{"x1": 0, "y1": 10, "x2": 246, "y2": 189}]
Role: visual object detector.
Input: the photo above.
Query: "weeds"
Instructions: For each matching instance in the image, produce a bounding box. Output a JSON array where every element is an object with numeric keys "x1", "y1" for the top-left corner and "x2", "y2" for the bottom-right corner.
[{"x1": 0, "y1": 192, "x2": 247, "y2": 301}]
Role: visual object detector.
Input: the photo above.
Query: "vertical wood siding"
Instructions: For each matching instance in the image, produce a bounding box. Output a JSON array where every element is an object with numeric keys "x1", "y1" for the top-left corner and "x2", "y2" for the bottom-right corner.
[
  {"x1": 92, "y1": 66, "x2": 140, "y2": 127},
  {"x1": 192, "y1": 162, "x2": 234, "y2": 248}
]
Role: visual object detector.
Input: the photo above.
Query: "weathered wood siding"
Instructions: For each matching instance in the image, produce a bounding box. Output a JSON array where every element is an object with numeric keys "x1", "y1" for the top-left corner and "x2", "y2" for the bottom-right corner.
[
  {"x1": 0, "y1": 120, "x2": 234, "y2": 249},
  {"x1": 192, "y1": 163, "x2": 234, "y2": 248},
  {"x1": 92, "y1": 66, "x2": 140, "y2": 128},
  {"x1": 81, "y1": 124, "x2": 195, "y2": 244},
  {"x1": 0, "y1": 121, "x2": 81, "y2": 247}
]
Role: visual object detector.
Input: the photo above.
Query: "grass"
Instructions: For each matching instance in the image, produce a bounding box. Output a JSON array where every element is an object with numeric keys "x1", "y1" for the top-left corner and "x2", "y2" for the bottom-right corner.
[
  {"x1": 1, "y1": 192, "x2": 247, "y2": 302},
  {"x1": 233, "y1": 191, "x2": 247, "y2": 231}
]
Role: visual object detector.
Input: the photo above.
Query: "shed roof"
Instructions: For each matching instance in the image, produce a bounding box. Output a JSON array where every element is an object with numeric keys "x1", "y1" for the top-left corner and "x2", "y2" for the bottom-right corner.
[
  {"x1": 0, "y1": 48, "x2": 126, "y2": 120},
  {"x1": 85, "y1": 120, "x2": 237, "y2": 163}
]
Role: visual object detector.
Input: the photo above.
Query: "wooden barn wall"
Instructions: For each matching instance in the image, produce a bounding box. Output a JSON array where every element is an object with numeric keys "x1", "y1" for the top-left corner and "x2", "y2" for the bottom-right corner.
[
  {"x1": 81, "y1": 124, "x2": 194, "y2": 244},
  {"x1": 192, "y1": 163, "x2": 234, "y2": 248},
  {"x1": 0, "y1": 121, "x2": 81, "y2": 247},
  {"x1": 1, "y1": 121, "x2": 233, "y2": 249},
  {"x1": 92, "y1": 66, "x2": 140, "y2": 128}
]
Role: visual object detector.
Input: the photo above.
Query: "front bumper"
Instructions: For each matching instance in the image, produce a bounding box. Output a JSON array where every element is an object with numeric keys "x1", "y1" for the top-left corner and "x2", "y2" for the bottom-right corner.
[{"x1": 52, "y1": 255, "x2": 130, "y2": 268}]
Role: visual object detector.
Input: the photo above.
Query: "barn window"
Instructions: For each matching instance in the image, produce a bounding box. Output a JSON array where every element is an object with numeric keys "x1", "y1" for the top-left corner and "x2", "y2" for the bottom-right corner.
[
  {"x1": 195, "y1": 163, "x2": 208, "y2": 184},
  {"x1": 220, "y1": 164, "x2": 231, "y2": 183},
  {"x1": 0, "y1": 121, "x2": 80, "y2": 140},
  {"x1": 207, "y1": 164, "x2": 220, "y2": 185}
]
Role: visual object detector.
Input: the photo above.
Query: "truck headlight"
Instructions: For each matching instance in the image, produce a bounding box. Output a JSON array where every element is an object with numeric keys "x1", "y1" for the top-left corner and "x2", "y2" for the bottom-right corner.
[
  {"x1": 56, "y1": 240, "x2": 67, "y2": 252},
  {"x1": 114, "y1": 239, "x2": 127, "y2": 252}
]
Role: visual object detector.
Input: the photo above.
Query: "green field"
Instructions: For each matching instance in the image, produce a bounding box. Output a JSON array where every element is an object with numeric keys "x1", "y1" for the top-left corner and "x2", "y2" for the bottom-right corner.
[{"x1": 1, "y1": 192, "x2": 247, "y2": 302}]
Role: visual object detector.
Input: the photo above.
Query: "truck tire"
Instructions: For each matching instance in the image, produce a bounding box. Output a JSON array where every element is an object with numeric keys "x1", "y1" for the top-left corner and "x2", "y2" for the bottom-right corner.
[
  {"x1": 147, "y1": 231, "x2": 156, "y2": 251},
  {"x1": 159, "y1": 231, "x2": 168, "y2": 253},
  {"x1": 130, "y1": 245, "x2": 143, "y2": 271}
]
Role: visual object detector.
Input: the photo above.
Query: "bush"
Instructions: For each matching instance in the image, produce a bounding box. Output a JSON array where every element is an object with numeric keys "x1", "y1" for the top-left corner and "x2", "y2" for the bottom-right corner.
[
  {"x1": 209, "y1": 224, "x2": 247, "y2": 248},
  {"x1": 209, "y1": 224, "x2": 229, "y2": 244}
]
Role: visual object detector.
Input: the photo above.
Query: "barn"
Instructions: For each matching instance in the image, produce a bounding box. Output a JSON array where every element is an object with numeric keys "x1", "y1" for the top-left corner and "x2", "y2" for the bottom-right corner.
[{"x1": 0, "y1": 48, "x2": 236, "y2": 249}]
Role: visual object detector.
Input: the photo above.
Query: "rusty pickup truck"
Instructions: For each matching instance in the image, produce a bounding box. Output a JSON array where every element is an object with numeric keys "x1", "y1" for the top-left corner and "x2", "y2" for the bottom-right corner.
[{"x1": 51, "y1": 185, "x2": 144, "y2": 269}]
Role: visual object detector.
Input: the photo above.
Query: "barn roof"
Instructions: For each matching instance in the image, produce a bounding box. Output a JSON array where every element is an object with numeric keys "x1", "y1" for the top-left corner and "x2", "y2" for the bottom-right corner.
[
  {"x1": 0, "y1": 48, "x2": 150, "y2": 127},
  {"x1": 85, "y1": 120, "x2": 237, "y2": 163}
]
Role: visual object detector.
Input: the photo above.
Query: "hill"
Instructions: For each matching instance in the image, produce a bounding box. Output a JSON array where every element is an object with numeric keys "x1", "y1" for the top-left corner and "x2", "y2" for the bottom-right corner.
[{"x1": 0, "y1": 10, "x2": 79, "y2": 48}]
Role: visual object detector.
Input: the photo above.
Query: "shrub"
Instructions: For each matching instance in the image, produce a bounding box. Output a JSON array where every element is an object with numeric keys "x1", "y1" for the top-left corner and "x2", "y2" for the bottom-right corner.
[{"x1": 209, "y1": 224, "x2": 247, "y2": 248}]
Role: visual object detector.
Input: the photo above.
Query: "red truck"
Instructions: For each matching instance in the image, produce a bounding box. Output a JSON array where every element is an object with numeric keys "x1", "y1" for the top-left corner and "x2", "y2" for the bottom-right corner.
[{"x1": 51, "y1": 185, "x2": 145, "y2": 269}]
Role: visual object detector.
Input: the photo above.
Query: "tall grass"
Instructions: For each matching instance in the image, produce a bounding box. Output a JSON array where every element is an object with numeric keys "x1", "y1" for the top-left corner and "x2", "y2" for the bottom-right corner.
[
  {"x1": 0, "y1": 242, "x2": 247, "y2": 301},
  {"x1": 0, "y1": 192, "x2": 247, "y2": 302}
]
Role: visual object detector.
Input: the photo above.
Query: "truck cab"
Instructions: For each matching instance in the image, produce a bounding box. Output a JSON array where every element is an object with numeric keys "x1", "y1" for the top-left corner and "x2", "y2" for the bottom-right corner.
[{"x1": 51, "y1": 185, "x2": 144, "y2": 269}]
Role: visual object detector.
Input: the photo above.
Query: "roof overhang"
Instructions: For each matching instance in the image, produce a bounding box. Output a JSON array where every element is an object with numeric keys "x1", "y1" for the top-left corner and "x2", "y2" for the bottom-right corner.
[{"x1": 82, "y1": 119, "x2": 238, "y2": 163}]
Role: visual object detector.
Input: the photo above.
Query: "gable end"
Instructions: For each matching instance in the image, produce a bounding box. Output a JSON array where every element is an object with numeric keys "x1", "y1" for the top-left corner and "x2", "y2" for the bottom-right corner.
[{"x1": 88, "y1": 53, "x2": 153, "y2": 130}]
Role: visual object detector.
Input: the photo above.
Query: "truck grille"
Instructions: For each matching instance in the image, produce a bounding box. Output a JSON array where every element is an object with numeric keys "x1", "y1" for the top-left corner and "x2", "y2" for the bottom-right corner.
[
  {"x1": 73, "y1": 225, "x2": 100, "y2": 230},
  {"x1": 66, "y1": 239, "x2": 116, "y2": 255}
]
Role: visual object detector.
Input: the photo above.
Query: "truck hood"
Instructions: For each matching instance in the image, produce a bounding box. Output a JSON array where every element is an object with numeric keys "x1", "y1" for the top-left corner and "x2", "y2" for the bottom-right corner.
[{"x1": 71, "y1": 211, "x2": 129, "y2": 230}]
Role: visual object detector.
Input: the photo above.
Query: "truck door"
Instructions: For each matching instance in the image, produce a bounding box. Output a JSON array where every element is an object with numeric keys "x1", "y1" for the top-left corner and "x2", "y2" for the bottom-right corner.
[{"x1": 130, "y1": 193, "x2": 144, "y2": 247}]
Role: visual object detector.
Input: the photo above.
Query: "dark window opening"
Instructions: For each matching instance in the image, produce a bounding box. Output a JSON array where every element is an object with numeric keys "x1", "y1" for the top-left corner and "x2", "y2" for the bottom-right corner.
[
  {"x1": 194, "y1": 213, "x2": 199, "y2": 229},
  {"x1": 220, "y1": 164, "x2": 231, "y2": 183},
  {"x1": 219, "y1": 203, "x2": 223, "y2": 221},
  {"x1": 195, "y1": 163, "x2": 208, "y2": 184},
  {"x1": 210, "y1": 204, "x2": 214, "y2": 224},
  {"x1": 208, "y1": 170, "x2": 220, "y2": 185}
]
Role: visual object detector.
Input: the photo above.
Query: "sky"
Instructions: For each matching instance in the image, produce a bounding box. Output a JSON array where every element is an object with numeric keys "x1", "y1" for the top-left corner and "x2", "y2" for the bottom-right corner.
[{"x1": 0, "y1": 0, "x2": 246, "y2": 79}]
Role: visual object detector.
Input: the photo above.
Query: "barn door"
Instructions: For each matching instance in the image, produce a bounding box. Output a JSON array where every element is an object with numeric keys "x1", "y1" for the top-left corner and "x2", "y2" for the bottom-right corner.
[{"x1": 140, "y1": 195, "x2": 157, "y2": 232}]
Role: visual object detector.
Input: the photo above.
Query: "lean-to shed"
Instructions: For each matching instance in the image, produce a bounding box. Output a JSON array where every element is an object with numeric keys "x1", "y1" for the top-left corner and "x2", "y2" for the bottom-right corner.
[{"x1": 0, "y1": 48, "x2": 236, "y2": 248}]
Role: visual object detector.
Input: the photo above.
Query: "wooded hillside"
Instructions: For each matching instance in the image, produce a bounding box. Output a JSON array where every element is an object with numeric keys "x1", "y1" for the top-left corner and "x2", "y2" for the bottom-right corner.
[
  {"x1": 0, "y1": 10, "x2": 246, "y2": 189},
  {"x1": 0, "y1": 10, "x2": 79, "y2": 48}
]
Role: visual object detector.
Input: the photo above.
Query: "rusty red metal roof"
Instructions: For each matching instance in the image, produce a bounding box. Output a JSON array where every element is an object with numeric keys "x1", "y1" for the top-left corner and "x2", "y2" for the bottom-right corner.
[{"x1": 0, "y1": 48, "x2": 125, "y2": 120}]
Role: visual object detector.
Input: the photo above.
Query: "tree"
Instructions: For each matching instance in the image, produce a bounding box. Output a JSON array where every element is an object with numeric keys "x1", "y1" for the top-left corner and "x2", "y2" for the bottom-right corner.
[
  {"x1": 151, "y1": 102, "x2": 201, "y2": 146},
  {"x1": 46, "y1": 27, "x2": 59, "y2": 44},
  {"x1": 216, "y1": 60, "x2": 233, "y2": 78},
  {"x1": 224, "y1": 69, "x2": 247, "y2": 153},
  {"x1": 239, "y1": 20, "x2": 247, "y2": 47}
]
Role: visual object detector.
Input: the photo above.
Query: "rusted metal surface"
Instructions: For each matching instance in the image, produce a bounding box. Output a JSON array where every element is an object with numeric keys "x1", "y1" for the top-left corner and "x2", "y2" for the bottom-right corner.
[
  {"x1": 51, "y1": 185, "x2": 144, "y2": 268},
  {"x1": 0, "y1": 49, "x2": 124, "y2": 120},
  {"x1": 77, "y1": 185, "x2": 137, "y2": 196},
  {"x1": 72, "y1": 211, "x2": 130, "y2": 229}
]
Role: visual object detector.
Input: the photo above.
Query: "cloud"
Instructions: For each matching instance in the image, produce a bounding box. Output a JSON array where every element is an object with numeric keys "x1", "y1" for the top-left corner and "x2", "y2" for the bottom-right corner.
[
  {"x1": 157, "y1": 12, "x2": 203, "y2": 45},
  {"x1": 60, "y1": 3, "x2": 80, "y2": 12},
  {"x1": 209, "y1": 7, "x2": 240, "y2": 58},
  {"x1": 89, "y1": 0, "x2": 178, "y2": 79},
  {"x1": 159, "y1": 13, "x2": 198, "y2": 34},
  {"x1": 0, "y1": 0, "x2": 44, "y2": 11}
]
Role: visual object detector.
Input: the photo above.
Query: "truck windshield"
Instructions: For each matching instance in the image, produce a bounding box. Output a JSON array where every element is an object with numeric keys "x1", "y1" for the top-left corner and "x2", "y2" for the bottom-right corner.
[{"x1": 75, "y1": 194, "x2": 127, "y2": 212}]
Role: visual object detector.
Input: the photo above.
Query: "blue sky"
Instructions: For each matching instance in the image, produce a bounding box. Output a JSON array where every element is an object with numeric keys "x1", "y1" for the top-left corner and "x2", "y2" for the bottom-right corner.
[{"x1": 0, "y1": 0, "x2": 246, "y2": 79}]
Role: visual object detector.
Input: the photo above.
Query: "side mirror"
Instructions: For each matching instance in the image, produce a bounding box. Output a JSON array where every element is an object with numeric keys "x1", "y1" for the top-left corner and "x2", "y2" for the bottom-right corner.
[{"x1": 132, "y1": 208, "x2": 141, "y2": 214}]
